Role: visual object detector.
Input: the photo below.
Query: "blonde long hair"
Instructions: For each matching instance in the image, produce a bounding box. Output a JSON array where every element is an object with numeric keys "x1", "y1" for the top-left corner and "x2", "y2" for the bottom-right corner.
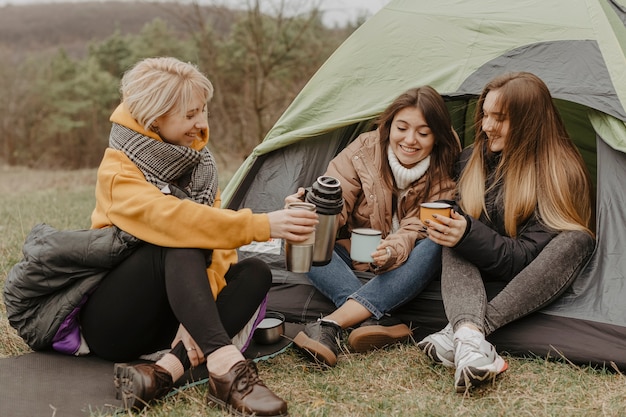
[{"x1": 458, "y1": 72, "x2": 593, "y2": 237}]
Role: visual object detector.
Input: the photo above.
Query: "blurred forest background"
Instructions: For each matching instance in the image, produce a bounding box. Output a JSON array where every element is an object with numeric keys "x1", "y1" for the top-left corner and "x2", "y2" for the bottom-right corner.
[{"x1": 0, "y1": 1, "x2": 361, "y2": 172}]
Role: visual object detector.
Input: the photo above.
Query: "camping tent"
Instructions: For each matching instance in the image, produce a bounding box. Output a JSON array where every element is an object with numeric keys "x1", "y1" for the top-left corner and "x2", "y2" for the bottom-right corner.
[{"x1": 223, "y1": 0, "x2": 626, "y2": 370}]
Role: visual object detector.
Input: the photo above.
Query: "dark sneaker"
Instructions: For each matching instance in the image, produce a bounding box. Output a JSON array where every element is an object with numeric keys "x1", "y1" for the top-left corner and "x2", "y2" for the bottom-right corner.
[
  {"x1": 207, "y1": 359, "x2": 288, "y2": 416},
  {"x1": 347, "y1": 316, "x2": 412, "y2": 353},
  {"x1": 114, "y1": 362, "x2": 174, "y2": 410},
  {"x1": 417, "y1": 323, "x2": 455, "y2": 367},
  {"x1": 293, "y1": 319, "x2": 341, "y2": 367},
  {"x1": 453, "y1": 327, "x2": 508, "y2": 393}
]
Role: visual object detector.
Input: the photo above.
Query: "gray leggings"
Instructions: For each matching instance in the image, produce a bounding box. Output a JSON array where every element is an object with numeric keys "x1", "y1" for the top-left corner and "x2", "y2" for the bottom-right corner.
[{"x1": 441, "y1": 231, "x2": 594, "y2": 336}]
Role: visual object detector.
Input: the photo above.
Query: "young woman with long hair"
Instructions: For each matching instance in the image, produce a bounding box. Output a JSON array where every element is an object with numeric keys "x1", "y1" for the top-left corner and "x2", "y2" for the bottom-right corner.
[
  {"x1": 417, "y1": 72, "x2": 594, "y2": 392},
  {"x1": 288, "y1": 86, "x2": 461, "y2": 367}
]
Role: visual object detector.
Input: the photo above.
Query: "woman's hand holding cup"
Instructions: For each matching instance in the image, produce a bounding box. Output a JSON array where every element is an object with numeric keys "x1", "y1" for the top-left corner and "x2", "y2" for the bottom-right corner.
[
  {"x1": 267, "y1": 203, "x2": 318, "y2": 243},
  {"x1": 424, "y1": 209, "x2": 466, "y2": 247}
]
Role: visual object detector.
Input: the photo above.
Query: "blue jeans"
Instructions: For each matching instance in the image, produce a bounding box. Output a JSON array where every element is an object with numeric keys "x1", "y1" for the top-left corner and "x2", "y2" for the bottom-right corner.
[{"x1": 306, "y1": 238, "x2": 441, "y2": 319}]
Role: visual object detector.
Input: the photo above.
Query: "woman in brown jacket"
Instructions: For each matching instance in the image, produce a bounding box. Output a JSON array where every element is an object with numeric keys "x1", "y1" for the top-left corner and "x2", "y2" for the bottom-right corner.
[{"x1": 290, "y1": 86, "x2": 461, "y2": 367}]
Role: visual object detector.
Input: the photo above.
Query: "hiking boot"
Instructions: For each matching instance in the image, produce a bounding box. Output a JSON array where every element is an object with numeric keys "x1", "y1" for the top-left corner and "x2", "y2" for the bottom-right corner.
[
  {"x1": 207, "y1": 359, "x2": 288, "y2": 416},
  {"x1": 416, "y1": 323, "x2": 455, "y2": 367},
  {"x1": 293, "y1": 319, "x2": 341, "y2": 367},
  {"x1": 453, "y1": 327, "x2": 508, "y2": 393},
  {"x1": 114, "y1": 362, "x2": 174, "y2": 410},
  {"x1": 347, "y1": 315, "x2": 412, "y2": 353}
]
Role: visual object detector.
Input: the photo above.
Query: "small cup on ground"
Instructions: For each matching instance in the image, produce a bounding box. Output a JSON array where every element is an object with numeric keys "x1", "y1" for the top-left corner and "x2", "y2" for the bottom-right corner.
[
  {"x1": 253, "y1": 311, "x2": 286, "y2": 345},
  {"x1": 419, "y1": 202, "x2": 452, "y2": 224},
  {"x1": 350, "y1": 228, "x2": 382, "y2": 263}
]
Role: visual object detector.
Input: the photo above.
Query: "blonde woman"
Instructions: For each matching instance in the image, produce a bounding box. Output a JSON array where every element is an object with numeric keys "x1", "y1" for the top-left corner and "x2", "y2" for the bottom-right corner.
[
  {"x1": 418, "y1": 72, "x2": 594, "y2": 392},
  {"x1": 76, "y1": 57, "x2": 318, "y2": 415}
]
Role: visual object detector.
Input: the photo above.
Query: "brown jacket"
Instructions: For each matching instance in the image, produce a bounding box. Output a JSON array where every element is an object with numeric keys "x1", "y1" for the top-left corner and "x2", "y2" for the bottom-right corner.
[{"x1": 326, "y1": 130, "x2": 456, "y2": 273}]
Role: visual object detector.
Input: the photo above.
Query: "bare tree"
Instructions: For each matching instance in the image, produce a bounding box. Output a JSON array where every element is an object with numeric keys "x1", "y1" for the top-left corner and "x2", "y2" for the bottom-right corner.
[
  {"x1": 0, "y1": 0, "x2": 351, "y2": 170},
  {"x1": 157, "y1": 0, "x2": 330, "y2": 165}
]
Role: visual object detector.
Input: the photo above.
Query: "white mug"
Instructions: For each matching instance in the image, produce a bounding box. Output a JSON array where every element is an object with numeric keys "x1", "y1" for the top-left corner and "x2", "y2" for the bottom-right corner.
[{"x1": 350, "y1": 228, "x2": 382, "y2": 263}]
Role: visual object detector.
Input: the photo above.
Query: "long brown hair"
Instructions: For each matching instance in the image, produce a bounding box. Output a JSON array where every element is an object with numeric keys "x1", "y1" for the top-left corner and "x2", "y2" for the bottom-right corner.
[
  {"x1": 459, "y1": 72, "x2": 593, "y2": 236},
  {"x1": 375, "y1": 86, "x2": 461, "y2": 197}
]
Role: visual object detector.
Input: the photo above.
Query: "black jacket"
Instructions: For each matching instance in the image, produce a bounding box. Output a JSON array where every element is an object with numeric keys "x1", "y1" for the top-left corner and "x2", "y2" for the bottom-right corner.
[
  {"x1": 452, "y1": 146, "x2": 557, "y2": 282},
  {"x1": 3, "y1": 224, "x2": 139, "y2": 350}
]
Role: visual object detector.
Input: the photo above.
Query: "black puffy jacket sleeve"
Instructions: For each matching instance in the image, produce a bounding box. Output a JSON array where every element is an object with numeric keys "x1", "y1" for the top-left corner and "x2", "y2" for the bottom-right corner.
[{"x1": 453, "y1": 215, "x2": 557, "y2": 282}]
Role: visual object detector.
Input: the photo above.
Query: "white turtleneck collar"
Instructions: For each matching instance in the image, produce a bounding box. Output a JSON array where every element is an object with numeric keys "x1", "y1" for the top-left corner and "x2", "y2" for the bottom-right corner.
[{"x1": 387, "y1": 145, "x2": 431, "y2": 190}]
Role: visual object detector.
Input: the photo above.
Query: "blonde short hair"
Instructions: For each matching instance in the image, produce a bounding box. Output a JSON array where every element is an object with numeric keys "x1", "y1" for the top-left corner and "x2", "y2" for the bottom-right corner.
[{"x1": 120, "y1": 57, "x2": 214, "y2": 131}]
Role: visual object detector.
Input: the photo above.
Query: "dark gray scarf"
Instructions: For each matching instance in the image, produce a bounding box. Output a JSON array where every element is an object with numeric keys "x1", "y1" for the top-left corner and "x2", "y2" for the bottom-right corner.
[{"x1": 109, "y1": 123, "x2": 218, "y2": 206}]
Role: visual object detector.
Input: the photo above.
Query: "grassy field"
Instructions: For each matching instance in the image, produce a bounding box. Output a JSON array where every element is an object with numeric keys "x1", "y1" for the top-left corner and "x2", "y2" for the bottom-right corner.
[{"x1": 1, "y1": 168, "x2": 625, "y2": 417}]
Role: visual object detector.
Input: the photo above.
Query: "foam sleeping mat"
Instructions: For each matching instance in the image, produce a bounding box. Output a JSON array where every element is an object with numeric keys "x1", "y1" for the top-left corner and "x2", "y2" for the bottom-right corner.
[{"x1": 0, "y1": 322, "x2": 302, "y2": 417}]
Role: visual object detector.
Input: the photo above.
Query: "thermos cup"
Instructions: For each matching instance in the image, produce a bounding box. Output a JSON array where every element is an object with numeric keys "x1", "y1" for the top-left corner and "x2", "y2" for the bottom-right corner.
[
  {"x1": 284, "y1": 202, "x2": 316, "y2": 273},
  {"x1": 305, "y1": 176, "x2": 344, "y2": 266}
]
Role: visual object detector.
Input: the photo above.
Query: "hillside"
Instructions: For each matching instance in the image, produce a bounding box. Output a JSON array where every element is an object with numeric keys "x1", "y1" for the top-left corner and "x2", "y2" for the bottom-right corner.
[
  {"x1": 0, "y1": 1, "x2": 352, "y2": 170},
  {"x1": 0, "y1": 1, "x2": 231, "y2": 59}
]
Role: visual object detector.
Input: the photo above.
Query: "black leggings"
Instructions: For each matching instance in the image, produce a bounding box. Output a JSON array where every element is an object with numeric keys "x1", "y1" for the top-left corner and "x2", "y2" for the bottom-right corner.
[{"x1": 80, "y1": 244, "x2": 271, "y2": 363}]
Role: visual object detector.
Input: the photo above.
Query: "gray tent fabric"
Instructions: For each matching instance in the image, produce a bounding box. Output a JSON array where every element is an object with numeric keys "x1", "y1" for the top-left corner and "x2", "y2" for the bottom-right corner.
[
  {"x1": 456, "y1": 40, "x2": 626, "y2": 120},
  {"x1": 544, "y1": 137, "x2": 626, "y2": 324},
  {"x1": 227, "y1": 0, "x2": 626, "y2": 370}
]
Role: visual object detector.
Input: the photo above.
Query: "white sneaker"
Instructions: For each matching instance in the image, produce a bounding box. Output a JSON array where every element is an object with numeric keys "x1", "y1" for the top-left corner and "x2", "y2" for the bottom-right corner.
[
  {"x1": 416, "y1": 323, "x2": 455, "y2": 367},
  {"x1": 453, "y1": 327, "x2": 508, "y2": 393}
]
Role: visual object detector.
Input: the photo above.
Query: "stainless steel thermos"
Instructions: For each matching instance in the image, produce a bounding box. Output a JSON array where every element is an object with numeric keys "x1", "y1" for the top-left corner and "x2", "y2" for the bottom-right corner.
[{"x1": 305, "y1": 175, "x2": 344, "y2": 266}]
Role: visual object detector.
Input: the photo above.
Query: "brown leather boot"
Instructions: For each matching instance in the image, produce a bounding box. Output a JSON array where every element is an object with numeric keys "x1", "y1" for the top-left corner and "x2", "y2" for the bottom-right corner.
[
  {"x1": 114, "y1": 362, "x2": 174, "y2": 410},
  {"x1": 207, "y1": 359, "x2": 288, "y2": 416},
  {"x1": 348, "y1": 316, "x2": 412, "y2": 353}
]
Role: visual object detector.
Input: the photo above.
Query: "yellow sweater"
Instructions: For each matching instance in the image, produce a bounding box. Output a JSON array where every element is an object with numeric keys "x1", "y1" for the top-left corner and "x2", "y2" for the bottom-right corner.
[{"x1": 90, "y1": 103, "x2": 271, "y2": 297}]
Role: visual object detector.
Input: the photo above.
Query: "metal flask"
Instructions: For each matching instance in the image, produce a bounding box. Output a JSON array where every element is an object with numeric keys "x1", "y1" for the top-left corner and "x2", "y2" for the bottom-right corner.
[{"x1": 305, "y1": 175, "x2": 344, "y2": 266}]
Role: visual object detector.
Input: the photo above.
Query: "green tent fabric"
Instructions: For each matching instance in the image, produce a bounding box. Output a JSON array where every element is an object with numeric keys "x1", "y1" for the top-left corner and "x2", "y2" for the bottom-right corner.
[{"x1": 224, "y1": 0, "x2": 626, "y2": 369}]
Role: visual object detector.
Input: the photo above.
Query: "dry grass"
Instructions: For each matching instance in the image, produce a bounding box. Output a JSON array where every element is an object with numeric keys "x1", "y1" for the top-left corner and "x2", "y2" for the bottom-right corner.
[
  {"x1": 0, "y1": 165, "x2": 98, "y2": 195},
  {"x1": 1, "y1": 168, "x2": 625, "y2": 417},
  {"x1": 0, "y1": 167, "x2": 98, "y2": 357}
]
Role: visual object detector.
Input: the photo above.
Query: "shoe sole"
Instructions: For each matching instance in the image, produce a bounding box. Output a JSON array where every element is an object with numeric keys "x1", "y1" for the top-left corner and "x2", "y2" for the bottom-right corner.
[
  {"x1": 207, "y1": 393, "x2": 289, "y2": 417},
  {"x1": 455, "y1": 359, "x2": 508, "y2": 393},
  {"x1": 416, "y1": 340, "x2": 455, "y2": 368},
  {"x1": 293, "y1": 331, "x2": 338, "y2": 367},
  {"x1": 114, "y1": 363, "x2": 147, "y2": 410},
  {"x1": 348, "y1": 324, "x2": 412, "y2": 353}
]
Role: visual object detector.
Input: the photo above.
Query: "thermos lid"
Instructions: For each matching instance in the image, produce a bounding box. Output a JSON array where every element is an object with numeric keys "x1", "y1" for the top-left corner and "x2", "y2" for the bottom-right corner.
[{"x1": 305, "y1": 176, "x2": 344, "y2": 214}]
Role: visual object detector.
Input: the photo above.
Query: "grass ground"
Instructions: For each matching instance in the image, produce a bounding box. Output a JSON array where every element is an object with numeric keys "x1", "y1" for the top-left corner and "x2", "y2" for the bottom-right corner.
[{"x1": 0, "y1": 167, "x2": 624, "y2": 416}]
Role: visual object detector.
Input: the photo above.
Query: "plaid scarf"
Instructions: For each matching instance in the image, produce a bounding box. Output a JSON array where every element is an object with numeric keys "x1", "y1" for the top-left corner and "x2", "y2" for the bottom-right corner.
[{"x1": 109, "y1": 123, "x2": 218, "y2": 206}]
